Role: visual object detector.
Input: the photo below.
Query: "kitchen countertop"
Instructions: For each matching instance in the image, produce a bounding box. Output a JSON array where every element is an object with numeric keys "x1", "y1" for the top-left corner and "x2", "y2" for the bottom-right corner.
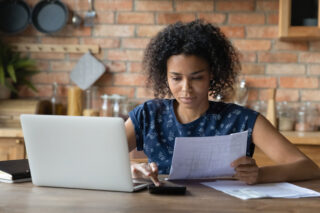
[{"x1": 0, "y1": 128, "x2": 320, "y2": 145}]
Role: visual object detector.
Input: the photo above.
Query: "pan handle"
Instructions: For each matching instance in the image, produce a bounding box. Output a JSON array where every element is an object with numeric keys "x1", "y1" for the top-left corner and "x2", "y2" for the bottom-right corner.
[{"x1": 88, "y1": 0, "x2": 95, "y2": 11}]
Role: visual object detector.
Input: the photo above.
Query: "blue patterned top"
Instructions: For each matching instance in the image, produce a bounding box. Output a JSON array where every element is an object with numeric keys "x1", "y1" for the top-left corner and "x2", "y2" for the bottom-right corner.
[{"x1": 129, "y1": 99, "x2": 259, "y2": 174}]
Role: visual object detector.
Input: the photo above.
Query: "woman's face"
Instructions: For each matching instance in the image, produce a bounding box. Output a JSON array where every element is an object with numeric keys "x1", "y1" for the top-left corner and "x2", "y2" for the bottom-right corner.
[{"x1": 166, "y1": 54, "x2": 211, "y2": 110}]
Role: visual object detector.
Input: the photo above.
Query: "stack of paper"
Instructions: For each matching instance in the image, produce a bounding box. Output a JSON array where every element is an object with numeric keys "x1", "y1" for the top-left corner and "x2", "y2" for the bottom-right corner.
[{"x1": 202, "y1": 180, "x2": 320, "y2": 200}]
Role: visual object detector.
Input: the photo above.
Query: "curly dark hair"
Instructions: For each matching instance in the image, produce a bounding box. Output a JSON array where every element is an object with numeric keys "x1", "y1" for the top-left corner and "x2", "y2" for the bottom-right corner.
[{"x1": 143, "y1": 19, "x2": 240, "y2": 99}]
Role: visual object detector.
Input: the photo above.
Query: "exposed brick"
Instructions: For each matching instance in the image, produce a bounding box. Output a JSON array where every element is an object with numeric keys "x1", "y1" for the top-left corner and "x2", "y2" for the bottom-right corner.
[
  {"x1": 99, "y1": 86, "x2": 135, "y2": 98},
  {"x1": 247, "y1": 89, "x2": 259, "y2": 101},
  {"x1": 300, "y1": 52, "x2": 320, "y2": 63},
  {"x1": 245, "y1": 76, "x2": 277, "y2": 88},
  {"x1": 94, "y1": 0, "x2": 133, "y2": 11},
  {"x1": 176, "y1": 1, "x2": 213, "y2": 12},
  {"x1": 82, "y1": 38, "x2": 120, "y2": 48},
  {"x1": 3, "y1": 36, "x2": 37, "y2": 43},
  {"x1": 108, "y1": 50, "x2": 144, "y2": 61},
  {"x1": 308, "y1": 65, "x2": 320, "y2": 75},
  {"x1": 96, "y1": 12, "x2": 115, "y2": 24},
  {"x1": 68, "y1": 52, "x2": 104, "y2": 61},
  {"x1": 128, "y1": 62, "x2": 143, "y2": 73},
  {"x1": 31, "y1": 53, "x2": 65, "y2": 60},
  {"x1": 198, "y1": 13, "x2": 226, "y2": 24},
  {"x1": 241, "y1": 64, "x2": 265, "y2": 75},
  {"x1": 122, "y1": 38, "x2": 150, "y2": 49},
  {"x1": 35, "y1": 61, "x2": 50, "y2": 71},
  {"x1": 301, "y1": 90, "x2": 320, "y2": 101},
  {"x1": 267, "y1": 13, "x2": 278, "y2": 25},
  {"x1": 309, "y1": 41, "x2": 320, "y2": 51},
  {"x1": 51, "y1": 61, "x2": 77, "y2": 72},
  {"x1": 157, "y1": 13, "x2": 196, "y2": 24},
  {"x1": 113, "y1": 73, "x2": 147, "y2": 86},
  {"x1": 256, "y1": 0, "x2": 279, "y2": 11},
  {"x1": 239, "y1": 52, "x2": 257, "y2": 63},
  {"x1": 275, "y1": 89, "x2": 299, "y2": 102},
  {"x1": 94, "y1": 25, "x2": 135, "y2": 37},
  {"x1": 216, "y1": 0, "x2": 255, "y2": 11},
  {"x1": 106, "y1": 61, "x2": 127, "y2": 73},
  {"x1": 246, "y1": 26, "x2": 278, "y2": 38},
  {"x1": 279, "y1": 77, "x2": 318, "y2": 88},
  {"x1": 118, "y1": 12, "x2": 154, "y2": 24},
  {"x1": 41, "y1": 37, "x2": 79, "y2": 44},
  {"x1": 136, "y1": 0, "x2": 173, "y2": 11},
  {"x1": 220, "y1": 26, "x2": 245, "y2": 38},
  {"x1": 56, "y1": 25, "x2": 92, "y2": 37},
  {"x1": 32, "y1": 72, "x2": 70, "y2": 84},
  {"x1": 233, "y1": 40, "x2": 271, "y2": 51},
  {"x1": 96, "y1": 72, "x2": 113, "y2": 86},
  {"x1": 137, "y1": 25, "x2": 166, "y2": 37},
  {"x1": 18, "y1": 84, "x2": 51, "y2": 98},
  {"x1": 258, "y1": 52, "x2": 298, "y2": 63},
  {"x1": 136, "y1": 87, "x2": 154, "y2": 99},
  {"x1": 266, "y1": 64, "x2": 305, "y2": 75},
  {"x1": 258, "y1": 89, "x2": 270, "y2": 101},
  {"x1": 274, "y1": 41, "x2": 309, "y2": 51},
  {"x1": 228, "y1": 14, "x2": 265, "y2": 25}
]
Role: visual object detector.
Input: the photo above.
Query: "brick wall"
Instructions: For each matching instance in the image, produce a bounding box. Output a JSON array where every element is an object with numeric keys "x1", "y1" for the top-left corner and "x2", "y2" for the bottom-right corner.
[{"x1": 1, "y1": 0, "x2": 319, "y2": 109}]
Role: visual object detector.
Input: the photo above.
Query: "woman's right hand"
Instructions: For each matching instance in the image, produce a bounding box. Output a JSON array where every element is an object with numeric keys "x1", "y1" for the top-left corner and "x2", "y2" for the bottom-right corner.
[{"x1": 131, "y1": 162, "x2": 161, "y2": 186}]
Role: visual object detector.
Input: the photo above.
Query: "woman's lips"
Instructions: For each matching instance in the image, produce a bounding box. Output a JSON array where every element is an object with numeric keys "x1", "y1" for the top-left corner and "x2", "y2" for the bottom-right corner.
[{"x1": 179, "y1": 97, "x2": 195, "y2": 104}]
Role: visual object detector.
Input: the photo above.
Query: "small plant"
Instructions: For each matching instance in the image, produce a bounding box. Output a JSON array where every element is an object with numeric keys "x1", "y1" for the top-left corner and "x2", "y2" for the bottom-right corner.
[{"x1": 0, "y1": 40, "x2": 39, "y2": 94}]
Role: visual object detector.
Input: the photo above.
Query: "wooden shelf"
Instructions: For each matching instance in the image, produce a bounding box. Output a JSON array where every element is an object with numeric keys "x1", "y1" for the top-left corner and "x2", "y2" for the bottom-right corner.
[{"x1": 11, "y1": 43, "x2": 100, "y2": 54}]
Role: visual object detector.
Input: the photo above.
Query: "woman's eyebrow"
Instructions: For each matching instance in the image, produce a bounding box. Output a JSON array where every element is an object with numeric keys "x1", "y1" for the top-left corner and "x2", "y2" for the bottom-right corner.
[{"x1": 168, "y1": 69, "x2": 206, "y2": 75}]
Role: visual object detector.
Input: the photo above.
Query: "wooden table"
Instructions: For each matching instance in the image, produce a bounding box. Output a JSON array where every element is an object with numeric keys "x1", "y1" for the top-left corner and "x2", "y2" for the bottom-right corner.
[{"x1": 1, "y1": 179, "x2": 320, "y2": 213}]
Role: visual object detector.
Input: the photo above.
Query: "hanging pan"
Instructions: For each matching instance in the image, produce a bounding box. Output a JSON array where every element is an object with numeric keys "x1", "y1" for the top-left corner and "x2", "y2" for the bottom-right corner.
[
  {"x1": 31, "y1": 0, "x2": 68, "y2": 34},
  {"x1": 0, "y1": 0, "x2": 31, "y2": 34}
]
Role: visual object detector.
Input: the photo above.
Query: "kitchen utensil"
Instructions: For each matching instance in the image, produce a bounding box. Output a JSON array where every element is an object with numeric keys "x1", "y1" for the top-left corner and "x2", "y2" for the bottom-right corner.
[
  {"x1": 70, "y1": 52, "x2": 105, "y2": 90},
  {"x1": 72, "y1": 11, "x2": 82, "y2": 27},
  {"x1": 31, "y1": 0, "x2": 68, "y2": 33},
  {"x1": 84, "y1": 0, "x2": 96, "y2": 27},
  {"x1": 0, "y1": 0, "x2": 31, "y2": 34}
]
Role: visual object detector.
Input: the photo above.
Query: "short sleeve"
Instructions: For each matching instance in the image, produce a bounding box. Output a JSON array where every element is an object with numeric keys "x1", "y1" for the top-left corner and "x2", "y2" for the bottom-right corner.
[{"x1": 128, "y1": 104, "x2": 145, "y2": 151}]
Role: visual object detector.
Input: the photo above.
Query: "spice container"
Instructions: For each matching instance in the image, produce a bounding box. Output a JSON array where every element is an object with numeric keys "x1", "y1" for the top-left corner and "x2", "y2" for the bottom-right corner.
[
  {"x1": 100, "y1": 94, "x2": 128, "y2": 119},
  {"x1": 83, "y1": 86, "x2": 99, "y2": 116},
  {"x1": 295, "y1": 103, "x2": 317, "y2": 132},
  {"x1": 277, "y1": 102, "x2": 294, "y2": 131}
]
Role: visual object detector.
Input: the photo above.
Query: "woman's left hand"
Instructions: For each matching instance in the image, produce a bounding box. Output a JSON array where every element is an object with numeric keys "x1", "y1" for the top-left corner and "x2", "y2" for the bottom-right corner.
[{"x1": 231, "y1": 156, "x2": 260, "y2": 185}]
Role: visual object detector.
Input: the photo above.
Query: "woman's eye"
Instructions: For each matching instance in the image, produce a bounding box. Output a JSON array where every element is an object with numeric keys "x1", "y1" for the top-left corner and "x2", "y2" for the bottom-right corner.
[
  {"x1": 192, "y1": 76, "x2": 203, "y2": 80},
  {"x1": 171, "y1": 77, "x2": 181, "y2": 81}
]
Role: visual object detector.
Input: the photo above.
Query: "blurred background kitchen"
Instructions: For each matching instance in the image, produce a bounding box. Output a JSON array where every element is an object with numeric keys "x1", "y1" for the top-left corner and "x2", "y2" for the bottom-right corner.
[{"x1": 0, "y1": 0, "x2": 320, "y2": 164}]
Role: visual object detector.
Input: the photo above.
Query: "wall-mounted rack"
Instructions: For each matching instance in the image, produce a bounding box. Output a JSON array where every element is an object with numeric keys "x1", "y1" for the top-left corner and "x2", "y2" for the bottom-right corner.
[{"x1": 10, "y1": 43, "x2": 100, "y2": 54}]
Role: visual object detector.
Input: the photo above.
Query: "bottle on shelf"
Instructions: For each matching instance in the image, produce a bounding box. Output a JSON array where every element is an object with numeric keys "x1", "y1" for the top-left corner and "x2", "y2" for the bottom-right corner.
[{"x1": 50, "y1": 82, "x2": 65, "y2": 115}]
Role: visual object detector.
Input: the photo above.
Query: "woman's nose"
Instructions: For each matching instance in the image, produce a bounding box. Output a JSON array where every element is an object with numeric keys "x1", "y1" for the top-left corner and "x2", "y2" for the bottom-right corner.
[{"x1": 182, "y1": 79, "x2": 192, "y2": 91}]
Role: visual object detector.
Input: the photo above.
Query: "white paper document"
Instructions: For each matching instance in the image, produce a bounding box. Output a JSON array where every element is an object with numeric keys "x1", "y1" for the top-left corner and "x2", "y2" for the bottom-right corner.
[
  {"x1": 168, "y1": 131, "x2": 248, "y2": 180},
  {"x1": 201, "y1": 180, "x2": 320, "y2": 200}
]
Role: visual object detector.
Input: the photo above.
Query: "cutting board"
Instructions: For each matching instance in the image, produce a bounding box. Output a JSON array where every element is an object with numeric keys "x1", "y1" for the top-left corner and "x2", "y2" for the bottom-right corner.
[{"x1": 0, "y1": 99, "x2": 49, "y2": 128}]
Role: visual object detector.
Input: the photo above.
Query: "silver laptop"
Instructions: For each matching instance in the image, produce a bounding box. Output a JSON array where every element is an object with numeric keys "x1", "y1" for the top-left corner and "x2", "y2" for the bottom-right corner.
[{"x1": 20, "y1": 114, "x2": 148, "y2": 192}]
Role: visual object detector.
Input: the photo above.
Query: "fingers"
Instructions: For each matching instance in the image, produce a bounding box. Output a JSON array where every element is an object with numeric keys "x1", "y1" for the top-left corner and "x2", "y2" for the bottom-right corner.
[
  {"x1": 131, "y1": 162, "x2": 161, "y2": 186},
  {"x1": 231, "y1": 156, "x2": 255, "y2": 168},
  {"x1": 231, "y1": 156, "x2": 260, "y2": 185}
]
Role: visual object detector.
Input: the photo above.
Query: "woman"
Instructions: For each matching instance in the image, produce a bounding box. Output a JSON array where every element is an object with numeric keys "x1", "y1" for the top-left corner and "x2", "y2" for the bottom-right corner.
[{"x1": 125, "y1": 20, "x2": 320, "y2": 186}]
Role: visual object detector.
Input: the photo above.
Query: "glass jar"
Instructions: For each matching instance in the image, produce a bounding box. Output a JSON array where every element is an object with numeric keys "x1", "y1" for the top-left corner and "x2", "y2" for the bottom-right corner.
[
  {"x1": 277, "y1": 102, "x2": 294, "y2": 131},
  {"x1": 100, "y1": 94, "x2": 111, "y2": 117},
  {"x1": 295, "y1": 103, "x2": 317, "y2": 132},
  {"x1": 83, "y1": 86, "x2": 99, "y2": 116},
  {"x1": 100, "y1": 94, "x2": 128, "y2": 119},
  {"x1": 234, "y1": 79, "x2": 248, "y2": 106}
]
